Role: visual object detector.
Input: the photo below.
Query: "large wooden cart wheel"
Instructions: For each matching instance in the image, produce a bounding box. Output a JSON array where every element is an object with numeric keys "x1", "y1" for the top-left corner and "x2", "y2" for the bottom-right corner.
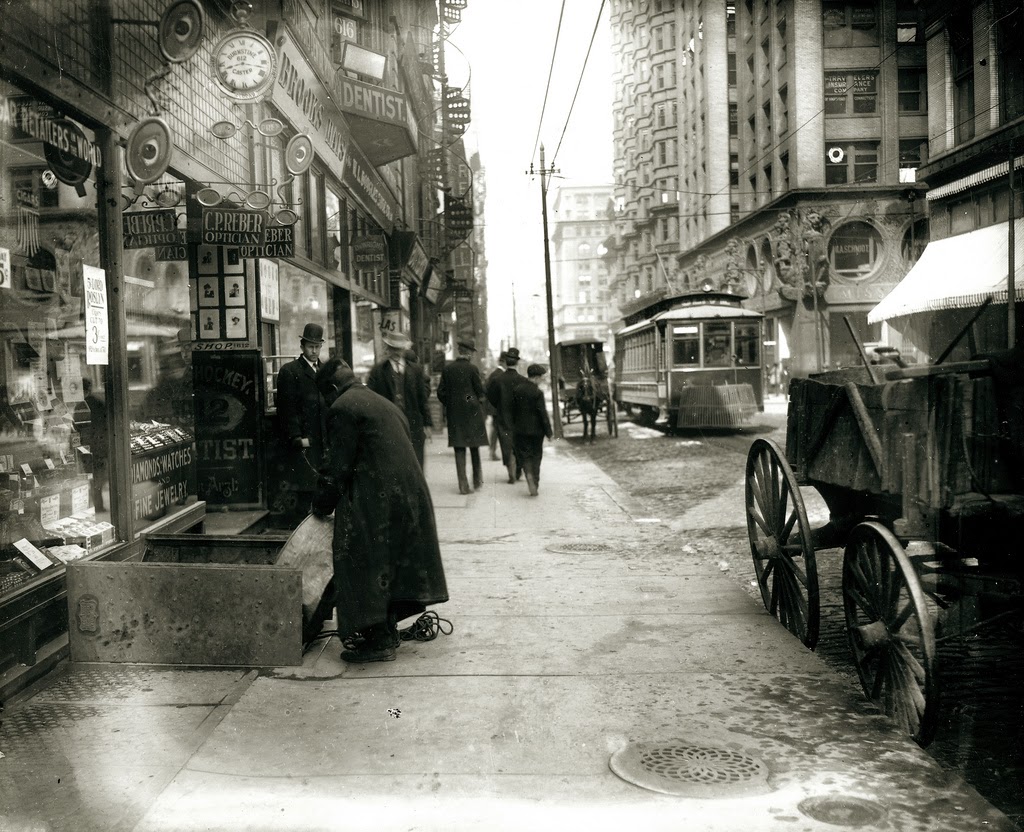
[
  {"x1": 842, "y1": 522, "x2": 938, "y2": 746},
  {"x1": 745, "y1": 438, "x2": 820, "y2": 648}
]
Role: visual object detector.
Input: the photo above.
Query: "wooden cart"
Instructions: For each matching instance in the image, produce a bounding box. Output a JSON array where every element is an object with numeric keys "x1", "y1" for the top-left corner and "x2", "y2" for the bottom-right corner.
[{"x1": 744, "y1": 354, "x2": 1024, "y2": 745}]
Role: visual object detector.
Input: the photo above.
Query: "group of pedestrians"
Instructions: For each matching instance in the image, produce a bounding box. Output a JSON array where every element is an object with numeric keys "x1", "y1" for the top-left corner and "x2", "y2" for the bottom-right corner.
[
  {"x1": 437, "y1": 342, "x2": 553, "y2": 498},
  {"x1": 272, "y1": 324, "x2": 551, "y2": 665}
]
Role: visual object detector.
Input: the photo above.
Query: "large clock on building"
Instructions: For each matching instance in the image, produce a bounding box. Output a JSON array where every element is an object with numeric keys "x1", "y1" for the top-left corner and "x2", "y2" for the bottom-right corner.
[{"x1": 211, "y1": 30, "x2": 279, "y2": 101}]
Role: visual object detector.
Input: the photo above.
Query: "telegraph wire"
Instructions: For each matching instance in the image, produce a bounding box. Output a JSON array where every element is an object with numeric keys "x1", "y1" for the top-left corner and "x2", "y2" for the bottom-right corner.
[{"x1": 530, "y1": 0, "x2": 568, "y2": 168}]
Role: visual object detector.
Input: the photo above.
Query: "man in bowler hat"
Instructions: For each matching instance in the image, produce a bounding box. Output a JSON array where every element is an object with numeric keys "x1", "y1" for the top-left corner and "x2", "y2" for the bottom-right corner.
[
  {"x1": 274, "y1": 322, "x2": 327, "y2": 525},
  {"x1": 436, "y1": 337, "x2": 489, "y2": 494},
  {"x1": 509, "y1": 364, "x2": 553, "y2": 496},
  {"x1": 486, "y1": 346, "x2": 522, "y2": 483},
  {"x1": 367, "y1": 331, "x2": 433, "y2": 468}
]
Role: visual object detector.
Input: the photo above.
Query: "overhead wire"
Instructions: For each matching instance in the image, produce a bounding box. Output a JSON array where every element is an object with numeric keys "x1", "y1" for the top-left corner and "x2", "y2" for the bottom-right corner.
[
  {"x1": 549, "y1": 0, "x2": 609, "y2": 173},
  {"x1": 530, "y1": 0, "x2": 569, "y2": 167}
]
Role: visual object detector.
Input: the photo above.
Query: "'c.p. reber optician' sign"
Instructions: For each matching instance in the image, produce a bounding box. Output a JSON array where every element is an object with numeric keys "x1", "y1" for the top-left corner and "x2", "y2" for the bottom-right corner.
[{"x1": 199, "y1": 207, "x2": 295, "y2": 257}]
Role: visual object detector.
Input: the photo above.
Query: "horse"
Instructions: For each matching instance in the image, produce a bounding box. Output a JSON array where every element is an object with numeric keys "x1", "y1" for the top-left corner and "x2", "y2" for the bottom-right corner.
[{"x1": 574, "y1": 375, "x2": 600, "y2": 443}]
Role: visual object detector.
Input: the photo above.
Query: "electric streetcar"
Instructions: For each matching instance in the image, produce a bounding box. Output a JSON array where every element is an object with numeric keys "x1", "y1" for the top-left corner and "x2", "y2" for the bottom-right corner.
[{"x1": 613, "y1": 289, "x2": 764, "y2": 429}]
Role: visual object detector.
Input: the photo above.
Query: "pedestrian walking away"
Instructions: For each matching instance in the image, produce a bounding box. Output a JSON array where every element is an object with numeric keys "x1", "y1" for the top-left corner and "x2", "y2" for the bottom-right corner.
[
  {"x1": 436, "y1": 337, "x2": 489, "y2": 494},
  {"x1": 367, "y1": 330, "x2": 433, "y2": 468},
  {"x1": 274, "y1": 322, "x2": 327, "y2": 526},
  {"x1": 510, "y1": 363, "x2": 553, "y2": 496},
  {"x1": 484, "y1": 351, "x2": 507, "y2": 460},
  {"x1": 312, "y1": 358, "x2": 448, "y2": 664},
  {"x1": 486, "y1": 346, "x2": 522, "y2": 483}
]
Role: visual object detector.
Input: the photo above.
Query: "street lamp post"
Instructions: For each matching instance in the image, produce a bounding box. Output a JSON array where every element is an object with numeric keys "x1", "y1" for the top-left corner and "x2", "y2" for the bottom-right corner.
[{"x1": 530, "y1": 144, "x2": 563, "y2": 438}]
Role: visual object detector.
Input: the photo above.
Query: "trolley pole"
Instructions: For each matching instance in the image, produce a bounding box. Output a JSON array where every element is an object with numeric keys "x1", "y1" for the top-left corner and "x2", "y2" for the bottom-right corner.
[{"x1": 530, "y1": 144, "x2": 563, "y2": 438}]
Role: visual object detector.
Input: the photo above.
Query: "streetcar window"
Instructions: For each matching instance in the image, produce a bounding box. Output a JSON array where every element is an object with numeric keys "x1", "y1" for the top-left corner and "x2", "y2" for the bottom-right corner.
[
  {"x1": 735, "y1": 322, "x2": 760, "y2": 365},
  {"x1": 672, "y1": 325, "x2": 700, "y2": 365},
  {"x1": 703, "y1": 322, "x2": 732, "y2": 367}
]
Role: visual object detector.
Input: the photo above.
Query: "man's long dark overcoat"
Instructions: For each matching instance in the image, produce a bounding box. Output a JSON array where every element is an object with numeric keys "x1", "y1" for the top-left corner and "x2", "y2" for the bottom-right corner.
[
  {"x1": 314, "y1": 379, "x2": 448, "y2": 635},
  {"x1": 436, "y1": 357, "x2": 488, "y2": 448},
  {"x1": 275, "y1": 356, "x2": 326, "y2": 489},
  {"x1": 366, "y1": 359, "x2": 432, "y2": 461}
]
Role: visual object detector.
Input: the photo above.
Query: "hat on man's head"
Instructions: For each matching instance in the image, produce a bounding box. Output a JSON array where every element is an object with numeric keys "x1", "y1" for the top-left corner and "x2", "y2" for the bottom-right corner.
[
  {"x1": 498, "y1": 350, "x2": 509, "y2": 363},
  {"x1": 505, "y1": 347, "x2": 521, "y2": 364},
  {"x1": 382, "y1": 331, "x2": 412, "y2": 349},
  {"x1": 301, "y1": 323, "x2": 324, "y2": 344},
  {"x1": 457, "y1": 337, "x2": 476, "y2": 352},
  {"x1": 527, "y1": 363, "x2": 547, "y2": 378}
]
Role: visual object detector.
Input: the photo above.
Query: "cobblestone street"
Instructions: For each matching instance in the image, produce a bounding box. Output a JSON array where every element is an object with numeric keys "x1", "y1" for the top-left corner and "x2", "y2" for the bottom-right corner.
[{"x1": 563, "y1": 405, "x2": 1024, "y2": 829}]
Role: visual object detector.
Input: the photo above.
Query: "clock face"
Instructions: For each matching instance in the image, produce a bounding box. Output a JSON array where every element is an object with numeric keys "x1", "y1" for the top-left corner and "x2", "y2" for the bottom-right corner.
[{"x1": 212, "y1": 31, "x2": 278, "y2": 100}]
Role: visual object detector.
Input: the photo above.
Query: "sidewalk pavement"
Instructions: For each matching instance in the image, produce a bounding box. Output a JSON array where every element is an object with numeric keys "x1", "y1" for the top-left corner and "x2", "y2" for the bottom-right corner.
[{"x1": 0, "y1": 432, "x2": 1015, "y2": 831}]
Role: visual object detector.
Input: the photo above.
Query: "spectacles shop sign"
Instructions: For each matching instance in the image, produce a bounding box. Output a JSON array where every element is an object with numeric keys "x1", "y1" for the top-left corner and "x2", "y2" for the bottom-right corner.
[{"x1": 200, "y1": 207, "x2": 294, "y2": 258}]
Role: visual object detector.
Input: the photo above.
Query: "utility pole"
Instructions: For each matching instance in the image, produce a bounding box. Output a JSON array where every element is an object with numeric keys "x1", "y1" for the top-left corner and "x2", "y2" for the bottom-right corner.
[
  {"x1": 528, "y1": 144, "x2": 563, "y2": 438},
  {"x1": 511, "y1": 280, "x2": 519, "y2": 346}
]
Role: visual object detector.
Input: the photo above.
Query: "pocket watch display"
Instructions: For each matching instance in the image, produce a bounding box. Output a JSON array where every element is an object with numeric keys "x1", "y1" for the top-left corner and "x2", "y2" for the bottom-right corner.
[{"x1": 211, "y1": 30, "x2": 279, "y2": 101}]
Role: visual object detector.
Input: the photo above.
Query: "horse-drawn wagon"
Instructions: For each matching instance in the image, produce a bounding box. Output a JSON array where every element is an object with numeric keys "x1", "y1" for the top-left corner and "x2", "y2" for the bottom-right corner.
[
  {"x1": 745, "y1": 339, "x2": 1024, "y2": 745},
  {"x1": 556, "y1": 338, "x2": 617, "y2": 440}
]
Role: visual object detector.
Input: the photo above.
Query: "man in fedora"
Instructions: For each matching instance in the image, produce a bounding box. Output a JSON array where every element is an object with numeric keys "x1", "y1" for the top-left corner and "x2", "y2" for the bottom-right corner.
[
  {"x1": 274, "y1": 322, "x2": 327, "y2": 526},
  {"x1": 510, "y1": 364, "x2": 553, "y2": 496},
  {"x1": 486, "y1": 346, "x2": 522, "y2": 483},
  {"x1": 367, "y1": 330, "x2": 433, "y2": 468},
  {"x1": 436, "y1": 337, "x2": 488, "y2": 494},
  {"x1": 484, "y1": 351, "x2": 508, "y2": 460}
]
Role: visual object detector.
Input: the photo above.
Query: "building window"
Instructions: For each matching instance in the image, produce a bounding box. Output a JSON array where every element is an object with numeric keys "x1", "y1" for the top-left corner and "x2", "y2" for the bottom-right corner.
[
  {"x1": 898, "y1": 139, "x2": 928, "y2": 182},
  {"x1": 776, "y1": 16, "x2": 787, "y2": 67},
  {"x1": 654, "y1": 64, "x2": 665, "y2": 90},
  {"x1": 825, "y1": 70, "x2": 878, "y2": 115},
  {"x1": 825, "y1": 142, "x2": 879, "y2": 184},
  {"x1": 828, "y1": 220, "x2": 883, "y2": 280},
  {"x1": 729, "y1": 102, "x2": 738, "y2": 136},
  {"x1": 655, "y1": 26, "x2": 664, "y2": 52},
  {"x1": 823, "y1": 1, "x2": 878, "y2": 47},
  {"x1": 778, "y1": 85, "x2": 789, "y2": 133},
  {"x1": 897, "y1": 68, "x2": 927, "y2": 113},
  {"x1": 997, "y1": 0, "x2": 1024, "y2": 122},
  {"x1": 896, "y1": 0, "x2": 922, "y2": 42},
  {"x1": 950, "y1": 10, "x2": 975, "y2": 143},
  {"x1": 728, "y1": 53, "x2": 737, "y2": 86}
]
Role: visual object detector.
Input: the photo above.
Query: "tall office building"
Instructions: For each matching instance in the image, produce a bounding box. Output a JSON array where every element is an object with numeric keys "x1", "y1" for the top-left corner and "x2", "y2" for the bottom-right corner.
[
  {"x1": 607, "y1": 0, "x2": 931, "y2": 380},
  {"x1": 551, "y1": 185, "x2": 616, "y2": 345}
]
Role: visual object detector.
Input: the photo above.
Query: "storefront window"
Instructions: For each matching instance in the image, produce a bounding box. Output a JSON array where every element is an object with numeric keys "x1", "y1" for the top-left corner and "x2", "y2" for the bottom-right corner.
[
  {"x1": 828, "y1": 220, "x2": 883, "y2": 280},
  {"x1": 123, "y1": 219, "x2": 198, "y2": 535},
  {"x1": 703, "y1": 322, "x2": 732, "y2": 367},
  {"x1": 1, "y1": 82, "x2": 118, "y2": 597},
  {"x1": 277, "y1": 262, "x2": 332, "y2": 359},
  {"x1": 672, "y1": 325, "x2": 700, "y2": 365}
]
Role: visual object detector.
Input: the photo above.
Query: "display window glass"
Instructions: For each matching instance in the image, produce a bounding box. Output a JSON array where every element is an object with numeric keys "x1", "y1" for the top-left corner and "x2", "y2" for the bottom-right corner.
[
  {"x1": 0, "y1": 82, "x2": 119, "y2": 597},
  {"x1": 276, "y1": 262, "x2": 332, "y2": 362},
  {"x1": 121, "y1": 177, "x2": 198, "y2": 536},
  {"x1": 703, "y1": 322, "x2": 733, "y2": 367}
]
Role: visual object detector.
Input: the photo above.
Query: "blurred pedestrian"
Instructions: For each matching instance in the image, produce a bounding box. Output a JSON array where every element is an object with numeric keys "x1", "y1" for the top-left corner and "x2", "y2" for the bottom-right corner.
[
  {"x1": 312, "y1": 358, "x2": 448, "y2": 664},
  {"x1": 274, "y1": 323, "x2": 327, "y2": 526},
  {"x1": 486, "y1": 346, "x2": 521, "y2": 483},
  {"x1": 510, "y1": 364, "x2": 553, "y2": 497},
  {"x1": 436, "y1": 337, "x2": 488, "y2": 494},
  {"x1": 367, "y1": 331, "x2": 432, "y2": 468},
  {"x1": 484, "y1": 351, "x2": 507, "y2": 460}
]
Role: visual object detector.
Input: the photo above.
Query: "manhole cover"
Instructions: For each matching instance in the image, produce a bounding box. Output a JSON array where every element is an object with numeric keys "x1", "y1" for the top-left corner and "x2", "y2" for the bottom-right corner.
[
  {"x1": 609, "y1": 740, "x2": 772, "y2": 797},
  {"x1": 545, "y1": 541, "x2": 616, "y2": 554},
  {"x1": 797, "y1": 796, "x2": 887, "y2": 827}
]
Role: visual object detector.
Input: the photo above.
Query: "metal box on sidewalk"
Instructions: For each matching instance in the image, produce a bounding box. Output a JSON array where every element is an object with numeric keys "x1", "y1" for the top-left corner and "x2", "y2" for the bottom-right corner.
[{"x1": 66, "y1": 533, "x2": 303, "y2": 666}]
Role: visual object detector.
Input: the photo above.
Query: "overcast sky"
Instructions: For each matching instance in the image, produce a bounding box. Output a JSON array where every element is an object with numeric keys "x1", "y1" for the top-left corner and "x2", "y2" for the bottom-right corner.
[{"x1": 450, "y1": 1, "x2": 614, "y2": 354}]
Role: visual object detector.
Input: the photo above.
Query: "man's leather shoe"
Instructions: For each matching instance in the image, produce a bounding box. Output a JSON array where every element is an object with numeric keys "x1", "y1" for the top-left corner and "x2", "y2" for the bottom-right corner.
[{"x1": 341, "y1": 646, "x2": 396, "y2": 663}]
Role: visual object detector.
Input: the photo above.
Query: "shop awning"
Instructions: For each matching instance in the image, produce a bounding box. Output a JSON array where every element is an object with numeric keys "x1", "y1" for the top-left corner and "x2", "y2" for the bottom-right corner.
[{"x1": 868, "y1": 220, "x2": 1024, "y2": 323}]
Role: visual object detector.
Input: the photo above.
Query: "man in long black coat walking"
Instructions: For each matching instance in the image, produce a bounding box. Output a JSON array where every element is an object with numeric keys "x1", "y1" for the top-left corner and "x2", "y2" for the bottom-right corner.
[
  {"x1": 509, "y1": 364, "x2": 553, "y2": 496},
  {"x1": 367, "y1": 331, "x2": 433, "y2": 468},
  {"x1": 312, "y1": 358, "x2": 448, "y2": 664},
  {"x1": 274, "y1": 323, "x2": 326, "y2": 525},
  {"x1": 486, "y1": 346, "x2": 522, "y2": 484},
  {"x1": 484, "y1": 351, "x2": 507, "y2": 460},
  {"x1": 436, "y1": 337, "x2": 488, "y2": 494}
]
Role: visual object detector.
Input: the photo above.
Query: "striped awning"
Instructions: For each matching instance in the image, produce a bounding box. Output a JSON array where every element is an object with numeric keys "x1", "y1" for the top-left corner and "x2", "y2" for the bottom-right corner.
[{"x1": 868, "y1": 220, "x2": 1024, "y2": 323}]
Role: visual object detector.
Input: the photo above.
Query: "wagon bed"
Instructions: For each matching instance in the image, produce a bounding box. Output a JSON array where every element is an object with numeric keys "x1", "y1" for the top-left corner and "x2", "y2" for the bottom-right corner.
[{"x1": 744, "y1": 356, "x2": 1024, "y2": 744}]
